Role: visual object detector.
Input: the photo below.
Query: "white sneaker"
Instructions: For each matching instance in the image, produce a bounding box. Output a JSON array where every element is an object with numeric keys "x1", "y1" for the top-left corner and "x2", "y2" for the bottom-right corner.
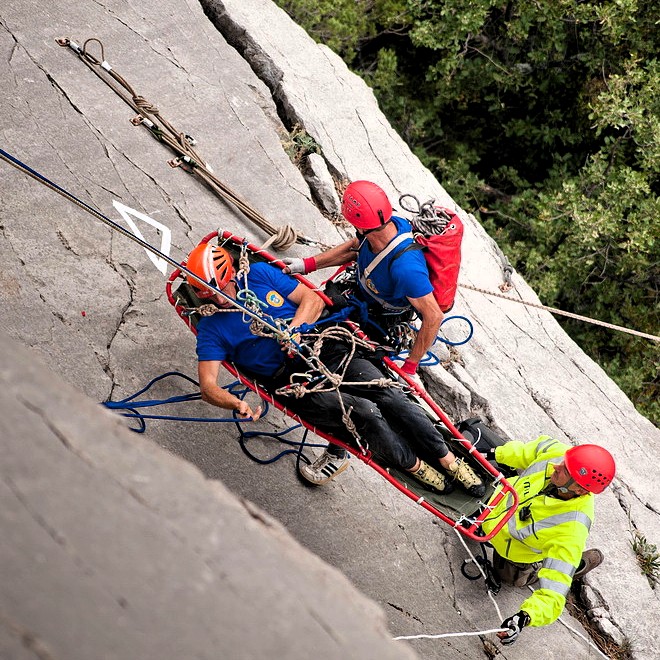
[{"x1": 300, "y1": 450, "x2": 349, "y2": 485}]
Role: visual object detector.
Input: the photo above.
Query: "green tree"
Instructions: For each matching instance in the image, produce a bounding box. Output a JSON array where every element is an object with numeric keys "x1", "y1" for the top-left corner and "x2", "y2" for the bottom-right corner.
[{"x1": 275, "y1": 0, "x2": 659, "y2": 423}]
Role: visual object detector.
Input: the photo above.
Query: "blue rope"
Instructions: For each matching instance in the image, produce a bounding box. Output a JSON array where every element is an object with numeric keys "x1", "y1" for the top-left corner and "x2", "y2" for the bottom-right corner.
[
  {"x1": 436, "y1": 314, "x2": 474, "y2": 346},
  {"x1": 102, "y1": 371, "x2": 327, "y2": 464},
  {"x1": 102, "y1": 371, "x2": 264, "y2": 432},
  {"x1": 236, "y1": 421, "x2": 326, "y2": 465}
]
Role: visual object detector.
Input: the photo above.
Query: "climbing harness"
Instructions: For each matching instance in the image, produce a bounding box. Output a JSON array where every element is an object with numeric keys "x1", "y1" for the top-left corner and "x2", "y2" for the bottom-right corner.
[
  {"x1": 56, "y1": 36, "x2": 328, "y2": 252},
  {"x1": 323, "y1": 265, "x2": 474, "y2": 353},
  {"x1": 460, "y1": 541, "x2": 502, "y2": 594}
]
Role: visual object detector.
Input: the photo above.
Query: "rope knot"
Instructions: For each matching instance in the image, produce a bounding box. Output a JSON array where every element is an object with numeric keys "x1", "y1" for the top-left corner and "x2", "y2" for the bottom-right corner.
[
  {"x1": 268, "y1": 224, "x2": 298, "y2": 251},
  {"x1": 133, "y1": 96, "x2": 159, "y2": 115}
]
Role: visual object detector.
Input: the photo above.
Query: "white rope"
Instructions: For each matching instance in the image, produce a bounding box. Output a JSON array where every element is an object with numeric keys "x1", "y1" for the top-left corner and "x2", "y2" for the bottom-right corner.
[
  {"x1": 393, "y1": 628, "x2": 507, "y2": 641},
  {"x1": 460, "y1": 282, "x2": 660, "y2": 342},
  {"x1": 452, "y1": 528, "x2": 505, "y2": 623},
  {"x1": 392, "y1": 529, "x2": 506, "y2": 643}
]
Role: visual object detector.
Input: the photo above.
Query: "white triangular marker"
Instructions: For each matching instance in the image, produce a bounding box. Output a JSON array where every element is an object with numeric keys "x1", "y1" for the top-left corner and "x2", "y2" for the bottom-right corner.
[{"x1": 113, "y1": 201, "x2": 172, "y2": 275}]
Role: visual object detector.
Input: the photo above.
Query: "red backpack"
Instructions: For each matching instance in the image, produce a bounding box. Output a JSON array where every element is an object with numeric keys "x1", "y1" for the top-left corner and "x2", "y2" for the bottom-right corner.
[
  {"x1": 416, "y1": 208, "x2": 463, "y2": 312},
  {"x1": 394, "y1": 202, "x2": 464, "y2": 313}
]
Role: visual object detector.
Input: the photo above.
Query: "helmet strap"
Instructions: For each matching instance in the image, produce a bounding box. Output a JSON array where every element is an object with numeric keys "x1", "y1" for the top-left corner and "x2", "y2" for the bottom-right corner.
[
  {"x1": 355, "y1": 220, "x2": 391, "y2": 239},
  {"x1": 558, "y1": 476, "x2": 577, "y2": 495}
]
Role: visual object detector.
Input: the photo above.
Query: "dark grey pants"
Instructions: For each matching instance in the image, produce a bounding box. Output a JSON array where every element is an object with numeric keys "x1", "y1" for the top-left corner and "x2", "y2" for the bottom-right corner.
[{"x1": 492, "y1": 550, "x2": 541, "y2": 587}]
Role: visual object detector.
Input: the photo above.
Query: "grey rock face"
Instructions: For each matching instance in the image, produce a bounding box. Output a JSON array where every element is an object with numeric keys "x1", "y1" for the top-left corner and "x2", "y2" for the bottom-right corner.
[
  {"x1": 0, "y1": 330, "x2": 412, "y2": 660},
  {"x1": 1, "y1": 0, "x2": 658, "y2": 658}
]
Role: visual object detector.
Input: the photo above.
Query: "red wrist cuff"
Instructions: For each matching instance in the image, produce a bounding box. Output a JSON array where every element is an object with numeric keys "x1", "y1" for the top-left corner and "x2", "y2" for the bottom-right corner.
[
  {"x1": 401, "y1": 359, "x2": 418, "y2": 375},
  {"x1": 303, "y1": 257, "x2": 317, "y2": 274}
]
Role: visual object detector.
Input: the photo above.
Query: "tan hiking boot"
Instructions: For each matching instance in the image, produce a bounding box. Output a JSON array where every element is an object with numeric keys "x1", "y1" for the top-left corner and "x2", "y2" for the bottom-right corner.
[
  {"x1": 447, "y1": 458, "x2": 486, "y2": 498},
  {"x1": 574, "y1": 549, "x2": 604, "y2": 580},
  {"x1": 411, "y1": 460, "x2": 454, "y2": 494}
]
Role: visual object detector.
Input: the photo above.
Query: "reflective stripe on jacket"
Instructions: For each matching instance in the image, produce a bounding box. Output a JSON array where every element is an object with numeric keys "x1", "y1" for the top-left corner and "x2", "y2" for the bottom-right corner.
[{"x1": 481, "y1": 436, "x2": 595, "y2": 627}]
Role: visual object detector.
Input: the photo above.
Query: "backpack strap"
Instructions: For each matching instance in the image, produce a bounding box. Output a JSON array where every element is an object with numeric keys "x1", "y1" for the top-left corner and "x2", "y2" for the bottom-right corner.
[
  {"x1": 360, "y1": 232, "x2": 414, "y2": 278},
  {"x1": 357, "y1": 232, "x2": 414, "y2": 311},
  {"x1": 388, "y1": 240, "x2": 424, "y2": 269}
]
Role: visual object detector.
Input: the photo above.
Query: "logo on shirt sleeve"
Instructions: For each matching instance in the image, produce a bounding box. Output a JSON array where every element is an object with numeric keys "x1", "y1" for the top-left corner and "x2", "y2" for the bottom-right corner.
[{"x1": 266, "y1": 290, "x2": 285, "y2": 307}]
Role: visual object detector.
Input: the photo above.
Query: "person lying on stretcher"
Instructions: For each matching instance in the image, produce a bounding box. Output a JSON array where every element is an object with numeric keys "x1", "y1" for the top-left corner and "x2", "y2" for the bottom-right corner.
[{"x1": 187, "y1": 242, "x2": 485, "y2": 498}]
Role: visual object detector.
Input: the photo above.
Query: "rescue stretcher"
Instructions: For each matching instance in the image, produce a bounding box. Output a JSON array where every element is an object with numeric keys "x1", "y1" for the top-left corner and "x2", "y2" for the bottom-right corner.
[{"x1": 166, "y1": 230, "x2": 519, "y2": 541}]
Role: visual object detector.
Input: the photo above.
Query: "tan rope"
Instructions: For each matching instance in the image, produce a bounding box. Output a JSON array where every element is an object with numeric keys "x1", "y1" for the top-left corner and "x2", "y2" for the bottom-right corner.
[
  {"x1": 272, "y1": 325, "x2": 403, "y2": 454},
  {"x1": 459, "y1": 283, "x2": 660, "y2": 342},
  {"x1": 57, "y1": 36, "x2": 330, "y2": 252}
]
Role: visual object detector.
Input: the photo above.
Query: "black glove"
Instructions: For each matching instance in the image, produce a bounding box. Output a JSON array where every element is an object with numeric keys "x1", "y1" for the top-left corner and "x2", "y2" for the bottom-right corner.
[{"x1": 497, "y1": 610, "x2": 531, "y2": 645}]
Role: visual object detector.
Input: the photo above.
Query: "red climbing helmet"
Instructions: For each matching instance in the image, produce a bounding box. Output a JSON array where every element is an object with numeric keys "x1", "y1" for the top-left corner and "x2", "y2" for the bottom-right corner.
[
  {"x1": 564, "y1": 444, "x2": 616, "y2": 494},
  {"x1": 341, "y1": 180, "x2": 393, "y2": 230},
  {"x1": 185, "y1": 243, "x2": 234, "y2": 298}
]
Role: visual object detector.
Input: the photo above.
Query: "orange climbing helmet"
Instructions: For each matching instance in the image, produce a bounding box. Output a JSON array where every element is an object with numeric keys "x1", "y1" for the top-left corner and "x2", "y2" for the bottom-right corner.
[
  {"x1": 564, "y1": 444, "x2": 616, "y2": 494},
  {"x1": 185, "y1": 243, "x2": 234, "y2": 298},
  {"x1": 341, "y1": 180, "x2": 393, "y2": 230}
]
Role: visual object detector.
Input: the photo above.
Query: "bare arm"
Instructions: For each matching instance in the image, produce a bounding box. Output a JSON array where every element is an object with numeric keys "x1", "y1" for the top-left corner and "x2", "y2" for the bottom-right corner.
[
  {"x1": 198, "y1": 360, "x2": 262, "y2": 420},
  {"x1": 287, "y1": 282, "x2": 326, "y2": 328},
  {"x1": 314, "y1": 238, "x2": 359, "y2": 269},
  {"x1": 406, "y1": 292, "x2": 443, "y2": 365},
  {"x1": 283, "y1": 238, "x2": 359, "y2": 274}
]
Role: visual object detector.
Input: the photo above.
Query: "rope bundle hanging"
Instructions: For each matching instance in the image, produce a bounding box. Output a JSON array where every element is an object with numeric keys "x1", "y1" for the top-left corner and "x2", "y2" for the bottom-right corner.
[
  {"x1": 56, "y1": 36, "x2": 328, "y2": 252},
  {"x1": 271, "y1": 324, "x2": 403, "y2": 455}
]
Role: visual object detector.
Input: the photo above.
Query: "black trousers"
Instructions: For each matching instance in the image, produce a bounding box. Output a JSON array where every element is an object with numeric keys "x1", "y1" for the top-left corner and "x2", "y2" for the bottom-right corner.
[{"x1": 266, "y1": 342, "x2": 450, "y2": 471}]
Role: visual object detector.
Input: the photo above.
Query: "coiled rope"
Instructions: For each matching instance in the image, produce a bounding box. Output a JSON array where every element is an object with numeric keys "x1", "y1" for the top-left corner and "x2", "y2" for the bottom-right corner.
[
  {"x1": 56, "y1": 36, "x2": 329, "y2": 252},
  {"x1": 102, "y1": 371, "x2": 328, "y2": 465}
]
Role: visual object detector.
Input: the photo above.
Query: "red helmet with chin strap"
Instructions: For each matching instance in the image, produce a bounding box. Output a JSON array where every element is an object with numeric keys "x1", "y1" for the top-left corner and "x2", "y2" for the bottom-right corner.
[
  {"x1": 185, "y1": 243, "x2": 234, "y2": 298},
  {"x1": 341, "y1": 180, "x2": 393, "y2": 230},
  {"x1": 564, "y1": 444, "x2": 615, "y2": 494}
]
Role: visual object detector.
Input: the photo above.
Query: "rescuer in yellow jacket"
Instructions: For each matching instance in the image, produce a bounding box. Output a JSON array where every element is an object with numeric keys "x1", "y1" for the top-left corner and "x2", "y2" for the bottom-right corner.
[{"x1": 480, "y1": 436, "x2": 616, "y2": 645}]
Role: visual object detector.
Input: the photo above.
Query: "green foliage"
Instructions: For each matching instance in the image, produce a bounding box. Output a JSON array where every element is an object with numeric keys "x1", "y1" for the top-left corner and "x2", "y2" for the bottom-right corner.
[
  {"x1": 631, "y1": 531, "x2": 660, "y2": 589},
  {"x1": 275, "y1": 0, "x2": 369, "y2": 59},
  {"x1": 274, "y1": 0, "x2": 660, "y2": 423},
  {"x1": 281, "y1": 124, "x2": 321, "y2": 164}
]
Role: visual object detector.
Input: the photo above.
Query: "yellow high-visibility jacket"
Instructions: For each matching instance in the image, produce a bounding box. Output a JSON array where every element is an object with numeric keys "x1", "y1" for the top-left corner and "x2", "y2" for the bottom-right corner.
[{"x1": 481, "y1": 436, "x2": 594, "y2": 627}]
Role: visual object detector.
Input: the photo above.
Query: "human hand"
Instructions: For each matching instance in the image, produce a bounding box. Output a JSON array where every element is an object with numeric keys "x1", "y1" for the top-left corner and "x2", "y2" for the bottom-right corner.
[
  {"x1": 281, "y1": 331, "x2": 302, "y2": 357},
  {"x1": 234, "y1": 399, "x2": 262, "y2": 421},
  {"x1": 282, "y1": 257, "x2": 316, "y2": 275},
  {"x1": 497, "y1": 611, "x2": 530, "y2": 645}
]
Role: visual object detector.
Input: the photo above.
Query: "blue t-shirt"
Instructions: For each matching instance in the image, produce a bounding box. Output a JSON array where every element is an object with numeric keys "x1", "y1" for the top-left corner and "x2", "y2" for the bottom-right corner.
[
  {"x1": 356, "y1": 216, "x2": 432, "y2": 307},
  {"x1": 196, "y1": 262, "x2": 299, "y2": 377}
]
